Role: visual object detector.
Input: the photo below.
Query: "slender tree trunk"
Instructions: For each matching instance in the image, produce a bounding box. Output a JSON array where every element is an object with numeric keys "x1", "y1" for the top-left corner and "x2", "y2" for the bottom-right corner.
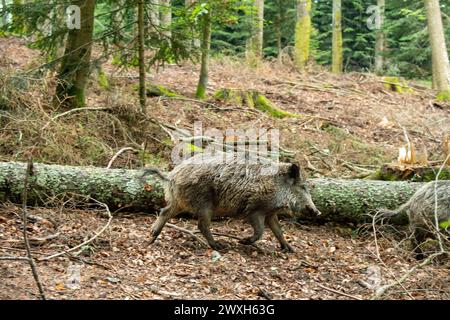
[
  {"x1": 1, "y1": 0, "x2": 7, "y2": 27},
  {"x1": 55, "y1": 0, "x2": 95, "y2": 108},
  {"x1": 149, "y1": 0, "x2": 160, "y2": 31},
  {"x1": 195, "y1": 9, "x2": 211, "y2": 99},
  {"x1": 110, "y1": 0, "x2": 121, "y2": 45},
  {"x1": 138, "y1": 0, "x2": 146, "y2": 112},
  {"x1": 275, "y1": 10, "x2": 282, "y2": 62},
  {"x1": 294, "y1": 0, "x2": 312, "y2": 72},
  {"x1": 246, "y1": 0, "x2": 264, "y2": 65},
  {"x1": 186, "y1": 0, "x2": 200, "y2": 48},
  {"x1": 0, "y1": 161, "x2": 424, "y2": 224},
  {"x1": 424, "y1": 0, "x2": 450, "y2": 100},
  {"x1": 160, "y1": 0, "x2": 172, "y2": 39},
  {"x1": 374, "y1": 0, "x2": 385, "y2": 75},
  {"x1": 332, "y1": 0, "x2": 343, "y2": 74}
]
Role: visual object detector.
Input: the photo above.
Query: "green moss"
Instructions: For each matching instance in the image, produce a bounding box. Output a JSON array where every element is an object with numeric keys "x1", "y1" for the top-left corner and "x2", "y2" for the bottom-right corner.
[
  {"x1": 214, "y1": 89, "x2": 300, "y2": 119},
  {"x1": 383, "y1": 77, "x2": 414, "y2": 94},
  {"x1": 97, "y1": 68, "x2": 110, "y2": 90},
  {"x1": 214, "y1": 89, "x2": 243, "y2": 104},
  {"x1": 253, "y1": 92, "x2": 299, "y2": 118},
  {"x1": 188, "y1": 143, "x2": 204, "y2": 153},
  {"x1": 294, "y1": 0, "x2": 312, "y2": 71},
  {"x1": 436, "y1": 89, "x2": 450, "y2": 102},
  {"x1": 195, "y1": 84, "x2": 206, "y2": 100},
  {"x1": 144, "y1": 84, "x2": 180, "y2": 98},
  {"x1": 439, "y1": 220, "x2": 450, "y2": 229},
  {"x1": 332, "y1": 9, "x2": 343, "y2": 74}
]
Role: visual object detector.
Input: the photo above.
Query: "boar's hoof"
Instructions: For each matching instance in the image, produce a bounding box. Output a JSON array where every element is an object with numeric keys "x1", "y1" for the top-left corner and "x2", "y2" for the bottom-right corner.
[
  {"x1": 238, "y1": 238, "x2": 255, "y2": 245},
  {"x1": 281, "y1": 243, "x2": 294, "y2": 253},
  {"x1": 209, "y1": 241, "x2": 227, "y2": 251}
]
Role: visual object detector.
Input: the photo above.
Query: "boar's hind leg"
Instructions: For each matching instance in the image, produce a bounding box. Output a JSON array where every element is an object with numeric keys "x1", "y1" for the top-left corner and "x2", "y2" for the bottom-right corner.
[
  {"x1": 412, "y1": 227, "x2": 429, "y2": 260},
  {"x1": 197, "y1": 208, "x2": 226, "y2": 250},
  {"x1": 149, "y1": 205, "x2": 175, "y2": 243},
  {"x1": 266, "y1": 213, "x2": 294, "y2": 252},
  {"x1": 239, "y1": 213, "x2": 265, "y2": 245}
]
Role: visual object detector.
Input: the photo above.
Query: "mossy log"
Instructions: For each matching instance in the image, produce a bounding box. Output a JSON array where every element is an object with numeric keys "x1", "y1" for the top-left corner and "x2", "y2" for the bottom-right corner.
[
  {"x1": 0, "y1": 162, "x2": 426, "y2": 224},
  {"x1": 214, "y1": 89, "x2": 301, "y2": 119},
  {"x1": 382, "y1": 77, "x2": 414, "y2": 94},
  {"x1": 145, "y1": 84, "x2": 179, "y2": 98}
]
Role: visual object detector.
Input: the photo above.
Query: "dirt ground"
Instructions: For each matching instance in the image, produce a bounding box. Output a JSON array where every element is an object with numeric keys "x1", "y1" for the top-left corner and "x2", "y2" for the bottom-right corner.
[{"x1": 0, "y1": 205, "x2": 448, "y2": 300}]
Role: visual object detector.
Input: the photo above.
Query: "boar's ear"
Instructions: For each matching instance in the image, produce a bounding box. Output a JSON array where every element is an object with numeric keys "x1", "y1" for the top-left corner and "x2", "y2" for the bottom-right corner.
[{"x1": 288, "y1": 163, "x2": 300, "y2": 182}]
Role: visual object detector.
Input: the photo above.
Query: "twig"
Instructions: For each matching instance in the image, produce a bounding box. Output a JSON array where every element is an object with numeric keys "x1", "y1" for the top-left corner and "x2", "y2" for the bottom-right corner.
[
  {"x1": 371, "y1": 252, "x2": 444, "y2": 300},
  {"x1": 22, "y1": 158, "x2": 46, "y2": 300},
  {"x1": 39, "y1": 197, "x2": 113, "y2": 261},
  {"x1": 166, "y1": 223, "x2": 208, "y2": 247},
  {"x1": 6, "y1": 233, "x2": 61, "y2": 245},
  {"x1": 106, "y1": 147, "x2": 137, "y2": 169},
  {"x1": 0, "y1": 256, "x2": 30, "y2": 261},
  {"x1": 316, "y1": 283, "x2": 362, "y2": 300},
  {"x1": 42, "y1": 107, "x2": 110, "y2": 130}
]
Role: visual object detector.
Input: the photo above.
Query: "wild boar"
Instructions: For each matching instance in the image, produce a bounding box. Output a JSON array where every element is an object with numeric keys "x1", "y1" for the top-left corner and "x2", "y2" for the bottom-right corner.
[
  {"x1": 142, "y1": 155, "x2": 321, "y2": 252},
  {"x1": 379, "y1": 180, "x2": 450, "y2": 259}
]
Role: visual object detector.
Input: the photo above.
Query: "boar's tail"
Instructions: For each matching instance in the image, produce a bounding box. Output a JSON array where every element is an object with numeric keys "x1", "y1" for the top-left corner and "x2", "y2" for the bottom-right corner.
[{"x1": 141, "y1": 167, "x2": 169, "y2": 181}]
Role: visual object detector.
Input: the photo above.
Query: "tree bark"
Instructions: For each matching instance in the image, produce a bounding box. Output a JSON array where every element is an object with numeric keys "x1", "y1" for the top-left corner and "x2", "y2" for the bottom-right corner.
[
  {"x1": 195, "y1": 8, "x2": 211, "y2": 99},
  {"x1": 294, "y1": 0, "x2": 311, "y2": 72},
  {"x1": 55, "y1": 0, "x2": 96, "y2": 108},
  {"x1": 138, "y1": 0, "x2": 146, "y2": 112},
  {"x1": 160, "y1": 0, "x2": 172, "y2": 39},
  {"x1": 332, "y1": 0, "x2": 343, "y2": 74},
  {"x1": 2, "y1": 0, "x2": 7, "y2": 27},
  {"x1": 0, "y1": 162, "x2": 424, "y2": 224},
  {"x1": 374, "y1": 0, "x2": 385, "y2": 75},
  {"x1": 185, "y1": 0, "x2": 200, "y2": 48},
  {"x1": 424, "y1": 0, "x2": 450, "y2": 100},
  {"x1": 246, "y1": 0, "x2": 264, "y2": 65},
  {"x1": 150, "y1": 0, "x2": 160, "y2": 30}
]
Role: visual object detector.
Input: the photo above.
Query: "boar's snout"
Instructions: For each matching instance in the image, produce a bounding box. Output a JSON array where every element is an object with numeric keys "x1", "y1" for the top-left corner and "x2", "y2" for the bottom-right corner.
[
  {"x1": 290, "y1": 201, "x2": 321, "y2": 216},
  {"x1": 305, "y1": 204, "x2": 321, "y2": 216}
]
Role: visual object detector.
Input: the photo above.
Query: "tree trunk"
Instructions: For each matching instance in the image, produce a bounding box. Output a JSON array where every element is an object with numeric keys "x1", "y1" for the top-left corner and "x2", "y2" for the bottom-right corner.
[
  {"x1": 294, "y1": 0, "x2": 311, "y2": 72},
  {"x1": 246, "y1": 0, "x2": 264, "y2": 65},
  {"x1": 160, "y1": 0, "x2": 172, "y2": 39},
  {"x1": 0, "y1": 162, "x2": 424, "y2": 224},
  {"x1": 332, "y1": 0, "x2": 343, "y2": 74},
  {"x1": 110, "y1": 0, "x2": 123, "y2": 46},
  {"x1": 2, "y1": 0, "x2": 7, "y2": 27},
  {"x1": 195, "y1": 8, "x2": 211, "y2": 99},
  {"x1": 424, "y1": 0, "x2": 450, "y2": 100},
  {"x1": 374, "y1": 0, "x2": 385, "y2": 75},
  {"x1": 275, "y1": 11, "x2": 281, "y2": 63},
  {"x1": 185, "y1": 0, "x2": 200, "y2": 48},
  {"x1": 150, "y1": 0, "x2": 160, "y2": 30},
  {"x1": 137, "y1": 0, "x2": 146, "y2": 113},
  {"x1": 55, "y1": 0, "x2": 95, "y2": 109}
]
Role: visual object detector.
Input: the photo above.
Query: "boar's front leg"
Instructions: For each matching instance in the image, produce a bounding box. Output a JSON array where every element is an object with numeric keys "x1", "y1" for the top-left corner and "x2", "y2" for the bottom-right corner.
[
  {"x1": 239, "y1": 212, "x2": 265, "y2": 245},
  {"x1": 197, "y1": 208, "x2": 226, "y2": 250},
  {"x1": 266, "y1": 213, "x2": 294, "y2": 252}
]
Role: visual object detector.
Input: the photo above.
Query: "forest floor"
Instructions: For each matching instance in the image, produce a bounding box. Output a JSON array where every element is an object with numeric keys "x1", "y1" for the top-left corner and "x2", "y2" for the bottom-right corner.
[{"x1": 0, "y1": 37, "x2": 449, "y2": 300}]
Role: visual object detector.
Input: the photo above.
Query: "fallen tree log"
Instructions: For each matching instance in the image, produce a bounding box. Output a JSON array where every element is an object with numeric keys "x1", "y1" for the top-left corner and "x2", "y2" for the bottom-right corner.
[{"x1": 0, "y1": 162, "x2": 425, "y2": 224}]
